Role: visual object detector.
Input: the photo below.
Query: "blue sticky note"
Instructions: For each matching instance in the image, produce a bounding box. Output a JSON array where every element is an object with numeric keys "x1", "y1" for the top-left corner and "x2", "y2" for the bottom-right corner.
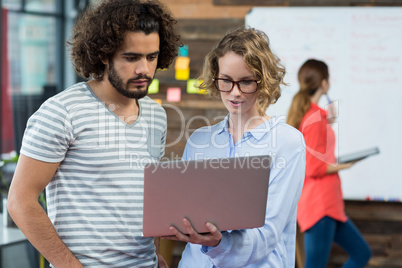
[{"x1": 178, "y1": 45, "x2": 189, "y2": 57}]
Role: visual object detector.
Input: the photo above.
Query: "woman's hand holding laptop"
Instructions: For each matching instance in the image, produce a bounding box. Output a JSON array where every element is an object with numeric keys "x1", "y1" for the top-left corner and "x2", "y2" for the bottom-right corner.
[{"x1": 162, "y1": 218, "x2": 222, "y2": 247}]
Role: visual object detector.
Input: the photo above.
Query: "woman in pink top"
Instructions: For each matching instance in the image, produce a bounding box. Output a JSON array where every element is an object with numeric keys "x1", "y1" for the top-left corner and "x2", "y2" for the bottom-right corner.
[{"x1": 287, "y1": 59, "x2": 371, "y2": 267}]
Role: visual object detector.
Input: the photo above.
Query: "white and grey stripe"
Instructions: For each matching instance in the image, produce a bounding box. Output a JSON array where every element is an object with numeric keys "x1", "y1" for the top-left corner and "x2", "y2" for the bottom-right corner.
[{"x1": 21, "y1": 82, "x2": 166, "y2": 267}]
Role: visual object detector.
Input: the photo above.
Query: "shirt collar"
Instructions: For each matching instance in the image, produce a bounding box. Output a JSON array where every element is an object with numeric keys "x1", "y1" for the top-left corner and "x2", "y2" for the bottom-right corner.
[
  {"x1": 309, "y1": 102, "x2": 328, "y2": 116},
  {"x1": 217, "y1": 114, "x2": 230, "y2": 135},
  {"x1": 249, "y1": 122, "x2": 270, "y2": 140},
  {"x1": 217, "y1": 114, "x2": 281, "y2": 141}
]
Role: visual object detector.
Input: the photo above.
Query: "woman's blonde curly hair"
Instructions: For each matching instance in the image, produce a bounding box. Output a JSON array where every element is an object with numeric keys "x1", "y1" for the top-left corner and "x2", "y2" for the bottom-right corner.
[{"x1": 198, "y1": 27, "x2": 286, "y2": 115}]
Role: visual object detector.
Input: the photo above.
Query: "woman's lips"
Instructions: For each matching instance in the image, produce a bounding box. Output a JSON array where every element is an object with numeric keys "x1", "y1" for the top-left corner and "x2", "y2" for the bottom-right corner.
[{"x1": 229, "y1": 100, "x2": 243, "y2": 107}]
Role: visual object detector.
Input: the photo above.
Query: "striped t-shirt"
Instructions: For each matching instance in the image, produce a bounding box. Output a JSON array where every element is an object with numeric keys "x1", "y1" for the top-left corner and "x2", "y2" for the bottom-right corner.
[{"x1": 20, "y1": 82, "x2": 167, "y2": 267}]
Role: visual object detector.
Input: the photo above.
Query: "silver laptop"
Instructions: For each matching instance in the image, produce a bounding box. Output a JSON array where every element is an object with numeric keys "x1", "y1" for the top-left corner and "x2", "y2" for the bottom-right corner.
[{"x1": 142, "y1": 155, "x2": 271, "y2": 237}]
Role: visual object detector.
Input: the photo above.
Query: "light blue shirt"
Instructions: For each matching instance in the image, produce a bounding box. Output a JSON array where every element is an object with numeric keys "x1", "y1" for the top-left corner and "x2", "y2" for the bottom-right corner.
[{"x1": 179, "y1": 115, "x2": 306, "y2": 268}]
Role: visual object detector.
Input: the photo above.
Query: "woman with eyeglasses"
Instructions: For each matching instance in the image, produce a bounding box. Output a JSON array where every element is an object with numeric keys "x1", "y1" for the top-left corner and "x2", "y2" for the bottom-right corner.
[{"x1": 162, "y1": 27, "x2": 306, "y2": 267}]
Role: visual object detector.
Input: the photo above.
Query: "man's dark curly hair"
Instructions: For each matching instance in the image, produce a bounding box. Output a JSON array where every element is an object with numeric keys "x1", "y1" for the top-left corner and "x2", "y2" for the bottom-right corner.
[{"x1": 67, "y1": 0, "x2": 181, "y2": 81}]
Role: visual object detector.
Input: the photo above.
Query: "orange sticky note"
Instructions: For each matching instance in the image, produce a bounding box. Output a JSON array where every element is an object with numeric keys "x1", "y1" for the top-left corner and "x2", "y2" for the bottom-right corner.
[
  {"x1": 175, "y1": 57, "x2": 190, "y2": 70},
  {"x1": 153, "y1": 99, "x2": 162, "y2": 105},
  {"x1": 175, "y1": 68, "x2": 190, "y2": 80},
  {"x1": 166, "y1": 87, "x2": 181, "y2": 102}
]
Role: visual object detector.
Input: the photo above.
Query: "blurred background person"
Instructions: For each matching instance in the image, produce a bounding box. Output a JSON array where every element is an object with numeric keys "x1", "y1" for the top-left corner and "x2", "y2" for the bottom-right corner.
[{"x1": 287, "y1": 59, "x2": 371, "y2": 268}]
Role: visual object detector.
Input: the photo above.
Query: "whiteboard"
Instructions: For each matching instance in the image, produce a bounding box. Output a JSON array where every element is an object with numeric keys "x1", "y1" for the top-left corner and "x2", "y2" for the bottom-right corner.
[{"x1": 246, "y1": 7, "x2": 402, "y2": 201}]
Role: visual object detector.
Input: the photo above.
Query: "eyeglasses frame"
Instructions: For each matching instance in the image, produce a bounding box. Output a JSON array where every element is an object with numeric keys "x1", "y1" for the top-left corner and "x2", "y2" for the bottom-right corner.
[{"x1": 212, "y1": 78, "x2": 261, "y2": 94}]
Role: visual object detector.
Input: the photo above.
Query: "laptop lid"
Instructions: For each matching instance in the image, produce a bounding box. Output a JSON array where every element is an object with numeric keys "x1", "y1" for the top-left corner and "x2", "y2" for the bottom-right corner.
[{"x1": 142, "y1": 155, "x2": 271, "y2": 237}]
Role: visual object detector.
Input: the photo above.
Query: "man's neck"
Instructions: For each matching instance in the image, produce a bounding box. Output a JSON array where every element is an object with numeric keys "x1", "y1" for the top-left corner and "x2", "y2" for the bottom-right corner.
[{"x1": 87, "y1": 80, "x2": 140, "y2": 125}]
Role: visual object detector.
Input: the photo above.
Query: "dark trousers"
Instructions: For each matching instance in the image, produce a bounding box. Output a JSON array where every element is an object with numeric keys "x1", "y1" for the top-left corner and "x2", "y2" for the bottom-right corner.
[{"x1": 304, "y1": 216, "x2": 371, "y2": 268}]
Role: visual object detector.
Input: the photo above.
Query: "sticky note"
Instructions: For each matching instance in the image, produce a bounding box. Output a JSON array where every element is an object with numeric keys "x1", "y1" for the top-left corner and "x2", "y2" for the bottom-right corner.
[
  {"x1": 153, "y1": 99, "x2": 162, "y2": 105},
  {"x1": 175, "y1": 68, "x2": 190, "y2": 81},
  {"x1": 178, "y1": 45, "x2": 189, "y2": 57},
  {"x1": 148, "y1": 79, "x2": 159, "y2": 94},
  {"x1": 166, "y1": 87, "x2": 181, "y2": 102},
  {"x1": 186, "y1": 79, "x2": 205, "y2": 94},
  {"x1": 174, "y1": 57, "x2": 190, "y2": 70}
]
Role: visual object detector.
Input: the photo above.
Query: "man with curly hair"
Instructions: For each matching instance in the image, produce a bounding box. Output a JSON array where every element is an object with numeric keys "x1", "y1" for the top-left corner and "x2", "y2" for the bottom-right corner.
[{"x1": 8, "y1": 0, "x2": 180, "y2": 267}]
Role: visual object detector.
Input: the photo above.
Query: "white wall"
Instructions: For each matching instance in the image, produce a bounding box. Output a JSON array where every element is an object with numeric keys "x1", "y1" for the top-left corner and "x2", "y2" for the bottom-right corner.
[{"x1": 246, "y1": 7, "x2": 402, "y2": 201}]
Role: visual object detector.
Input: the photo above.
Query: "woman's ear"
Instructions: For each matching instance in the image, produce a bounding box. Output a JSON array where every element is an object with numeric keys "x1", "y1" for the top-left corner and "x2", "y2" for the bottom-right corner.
[{"x1": 320, "y1": 79, "x2": 329, "y2": 93}]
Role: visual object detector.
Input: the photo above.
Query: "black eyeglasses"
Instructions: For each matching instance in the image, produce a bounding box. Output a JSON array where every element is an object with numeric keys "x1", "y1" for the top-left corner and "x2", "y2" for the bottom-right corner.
[{"x1": 213, "y1": 78, "x2": 260, "y2": 94}]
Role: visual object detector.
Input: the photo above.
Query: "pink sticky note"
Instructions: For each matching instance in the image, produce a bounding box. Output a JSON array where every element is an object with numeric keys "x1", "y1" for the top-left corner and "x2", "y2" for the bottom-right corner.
[{"x1": 166, "y1": 87, "x2": 181, "y2": 102}]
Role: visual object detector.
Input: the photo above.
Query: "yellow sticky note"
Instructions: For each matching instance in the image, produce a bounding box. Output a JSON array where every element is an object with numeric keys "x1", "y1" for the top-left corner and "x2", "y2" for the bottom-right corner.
[
  {"x1": 174, "y1": 57, "x2": 190, "y2": 70},
  {"x1": 175, "y1": 69, "x2": 190, "y2": 81},
  {"x1": 186, "y1": 79, "x2": 205, "y2": 94},
  {"x1": 148, "y1": 79, "x2": 159, "y2": 94},
  {"x1": 166, "y1": 87, "x2": 182, "y2": 102}
]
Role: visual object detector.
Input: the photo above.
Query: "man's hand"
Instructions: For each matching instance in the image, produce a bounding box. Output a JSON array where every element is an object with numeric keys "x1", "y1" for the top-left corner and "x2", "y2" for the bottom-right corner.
[{"x1": 162, "y1": 218, "x2": 222, "y2": 247}]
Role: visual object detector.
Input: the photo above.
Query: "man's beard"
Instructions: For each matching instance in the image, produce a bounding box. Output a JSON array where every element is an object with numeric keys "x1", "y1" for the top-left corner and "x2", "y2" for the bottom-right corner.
[{"x1": 107, "y1": 62, "x2": 152, "y2": 99}]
